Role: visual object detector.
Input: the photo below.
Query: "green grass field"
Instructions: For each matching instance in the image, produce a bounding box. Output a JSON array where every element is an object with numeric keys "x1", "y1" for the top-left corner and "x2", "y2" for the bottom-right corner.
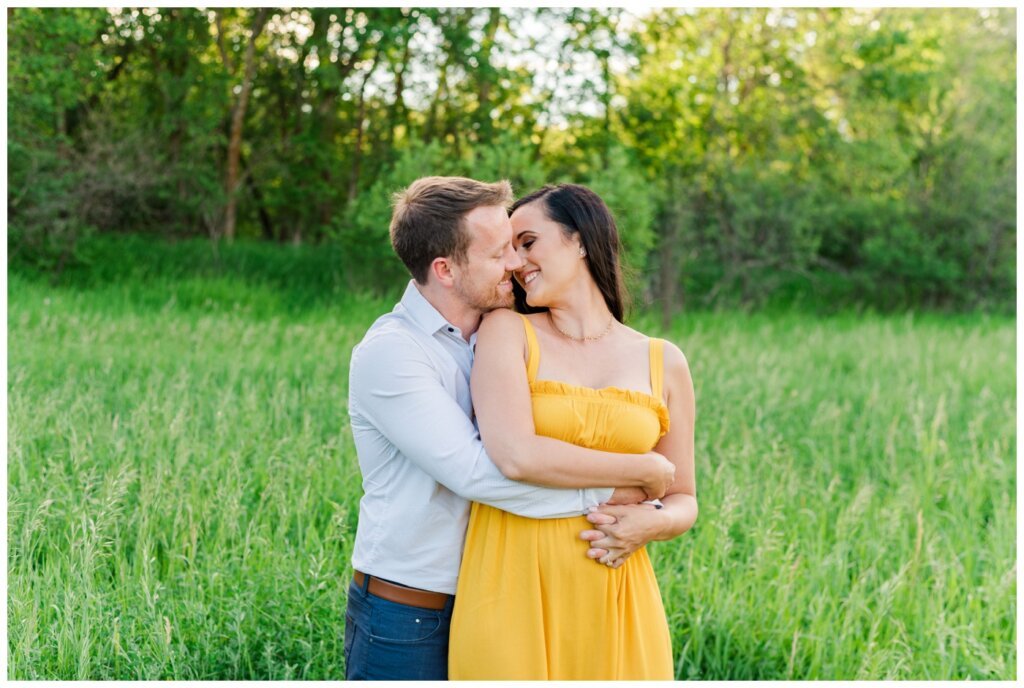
[{"x1": 8, "y1": 269, "x2": 1016, "y2": 679}]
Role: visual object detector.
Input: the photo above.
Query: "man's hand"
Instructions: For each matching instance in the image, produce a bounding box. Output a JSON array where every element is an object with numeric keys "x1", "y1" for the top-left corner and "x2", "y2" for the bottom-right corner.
[
  {"x1": 579, "y1": 502, "x2": 665, "y2": 569},
  {"x1": 605, "y1": 486, "x2": 648, "y2": 505},
  {"x1": 640, "y1": 451, "x2": 675, "y2": 500}
]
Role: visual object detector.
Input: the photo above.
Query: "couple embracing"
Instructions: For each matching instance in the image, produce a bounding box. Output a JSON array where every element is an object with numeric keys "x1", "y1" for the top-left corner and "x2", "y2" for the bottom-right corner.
[{"x1": 344, "y1": 176, "x2": 698, "y2": 680}]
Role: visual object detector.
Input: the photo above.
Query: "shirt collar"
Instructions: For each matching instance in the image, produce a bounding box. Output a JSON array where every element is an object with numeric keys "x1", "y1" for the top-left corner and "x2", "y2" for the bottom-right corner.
[{"x1": 399, "y1": 279, "x2": 461, "y2": 338}]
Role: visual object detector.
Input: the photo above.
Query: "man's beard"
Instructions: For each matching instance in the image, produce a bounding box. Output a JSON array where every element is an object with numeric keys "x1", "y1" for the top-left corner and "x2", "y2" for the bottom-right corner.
[{"x1": 455, "y1": 277, "x2": 513, "y2": 312}]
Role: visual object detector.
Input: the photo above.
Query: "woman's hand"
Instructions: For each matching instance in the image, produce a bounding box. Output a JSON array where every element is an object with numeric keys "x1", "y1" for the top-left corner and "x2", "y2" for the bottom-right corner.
[
  {"x1": 640, "y1": 451, "x2": 675, "y2": 500},
  {"x1": 579, "y1": 503, "x2": 666, "y2": 568}
]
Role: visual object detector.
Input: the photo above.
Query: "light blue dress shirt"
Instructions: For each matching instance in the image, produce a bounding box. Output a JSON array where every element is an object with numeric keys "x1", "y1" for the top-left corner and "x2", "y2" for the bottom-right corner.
[{"x1": 348, "y1": 281, "x2": 613, "y2": 594}]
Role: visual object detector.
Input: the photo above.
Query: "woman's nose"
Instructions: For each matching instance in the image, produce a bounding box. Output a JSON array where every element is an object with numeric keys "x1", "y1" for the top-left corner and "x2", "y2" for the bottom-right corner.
[{"x1": 507, "y1": 246, "x2": 525, "y2": 271}]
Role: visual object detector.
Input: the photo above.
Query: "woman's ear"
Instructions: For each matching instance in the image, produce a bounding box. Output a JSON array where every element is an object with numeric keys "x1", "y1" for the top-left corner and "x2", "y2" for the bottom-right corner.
[{"x1": 568, "y1": 232, "x2": 585, "y2": 257}]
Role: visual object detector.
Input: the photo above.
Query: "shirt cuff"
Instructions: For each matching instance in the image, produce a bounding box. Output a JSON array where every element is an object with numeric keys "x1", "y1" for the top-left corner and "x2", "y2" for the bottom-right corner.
[{"x1": 581, "y1": 487, "x2": 615, "y2": 511}]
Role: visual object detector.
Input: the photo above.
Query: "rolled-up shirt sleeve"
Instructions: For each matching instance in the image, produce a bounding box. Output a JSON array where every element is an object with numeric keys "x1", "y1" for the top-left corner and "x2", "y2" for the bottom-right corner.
[{"x1": 349, "y1": 330, "x2": 612, "y2": 518}]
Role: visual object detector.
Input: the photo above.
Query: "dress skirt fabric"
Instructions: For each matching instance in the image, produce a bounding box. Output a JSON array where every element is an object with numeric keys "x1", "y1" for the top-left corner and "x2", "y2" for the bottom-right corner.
[{"x1": 449, "y1": 315, "x2": 674, "y2": 680}]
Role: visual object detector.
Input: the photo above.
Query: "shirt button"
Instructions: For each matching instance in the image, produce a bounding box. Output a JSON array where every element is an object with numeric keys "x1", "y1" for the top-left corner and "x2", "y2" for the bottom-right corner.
[{"x1": 447, "y1": 327, "x2": 454, "y2": 332}]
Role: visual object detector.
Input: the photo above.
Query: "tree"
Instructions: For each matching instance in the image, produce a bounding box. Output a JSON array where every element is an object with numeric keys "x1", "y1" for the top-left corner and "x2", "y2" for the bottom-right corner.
[{"x1": 217, "y1": 8, "x2": 272, "y2": 241}]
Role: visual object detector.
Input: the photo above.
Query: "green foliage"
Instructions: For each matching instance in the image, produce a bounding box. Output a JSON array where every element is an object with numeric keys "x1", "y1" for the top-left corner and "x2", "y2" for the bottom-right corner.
[
  {"x1": 618, "y1": 8, "x2": 1014, "y2": 312},
  {"x1": 23, "y1": 233, "x2": 397, "y2": 317},
  {"x1": 335, "y1": 136, "x2": 547, "y2": 289},
  {"x1": 6, "y1": 139, "x2": 95, "y2": 272},
  {"x1": 7, "y1": 8, "x2": 108, "y2": 136},
  {"x1": 572, "y1": 146, "x2": 660, "y2": 300},
  {"x1": 5, "y1": 8, "x2": 1016, "y2": 310},
  {"x1": 333, "y1": 140, "x2": 459, "y2": 288},
  {"x1": 7, "y1": 8, "x2": 110, "y2": 268}
]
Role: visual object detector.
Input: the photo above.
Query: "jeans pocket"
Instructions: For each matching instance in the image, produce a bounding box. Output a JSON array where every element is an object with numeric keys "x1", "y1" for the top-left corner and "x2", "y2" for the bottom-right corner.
[
  {"x1": 369, "y1": 601, "x2": 443, "y2": 644},
  {"x1": 344, "y1": 612, "x2": 356, "y2": 657}
]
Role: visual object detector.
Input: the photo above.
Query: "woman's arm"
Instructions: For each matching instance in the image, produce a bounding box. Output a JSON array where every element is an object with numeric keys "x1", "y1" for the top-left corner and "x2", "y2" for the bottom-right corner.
[
  {"x1": 580, "y1": 339, "x2": 698, "y2": 566},
  {"x1": 471, "y1": 309, "x2": 674, "y2": 497}
]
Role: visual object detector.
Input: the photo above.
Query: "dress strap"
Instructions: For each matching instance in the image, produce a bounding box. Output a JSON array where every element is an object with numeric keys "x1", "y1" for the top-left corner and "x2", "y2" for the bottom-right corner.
[
  {"x1": 649, "y1": 338, "x2": 665, "y2": 401},
  {"x1": 519, "y1": 314, "x2": 540, "y2": 383}
]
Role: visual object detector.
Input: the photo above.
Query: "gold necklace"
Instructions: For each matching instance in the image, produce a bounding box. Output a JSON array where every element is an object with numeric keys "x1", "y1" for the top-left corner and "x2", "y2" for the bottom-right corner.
[{"x1": 547, "y1": 311, "x2": 615, "y2": 342}]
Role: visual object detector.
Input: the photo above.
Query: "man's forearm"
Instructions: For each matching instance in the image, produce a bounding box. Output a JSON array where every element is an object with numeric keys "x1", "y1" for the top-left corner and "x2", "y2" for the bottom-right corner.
[{"x1": 433, "y1": 442, "x2": 612, "y2": 518}]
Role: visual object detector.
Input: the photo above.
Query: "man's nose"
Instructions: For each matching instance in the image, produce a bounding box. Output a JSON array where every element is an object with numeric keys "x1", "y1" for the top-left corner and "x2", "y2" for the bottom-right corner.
[{"x1": 506, "y1": 246, "x2": 525, "y2": 272}]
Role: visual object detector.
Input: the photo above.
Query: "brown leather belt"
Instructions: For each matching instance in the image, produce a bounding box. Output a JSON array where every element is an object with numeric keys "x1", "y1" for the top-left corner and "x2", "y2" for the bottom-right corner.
[{"x1": 353, "y1": 570, "x2": 451, "y2": 611}]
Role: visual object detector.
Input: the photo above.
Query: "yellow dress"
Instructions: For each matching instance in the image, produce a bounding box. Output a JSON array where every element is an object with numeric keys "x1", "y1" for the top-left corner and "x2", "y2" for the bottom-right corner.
[{"x1": 449, "y1": 314, "x2": 674, "y2": 680}]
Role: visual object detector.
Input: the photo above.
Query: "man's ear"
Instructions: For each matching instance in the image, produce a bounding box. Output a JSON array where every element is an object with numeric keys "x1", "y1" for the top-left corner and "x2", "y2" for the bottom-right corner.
[{"x1": 430, "y1": 256, "x2": 456, "y2": 288}]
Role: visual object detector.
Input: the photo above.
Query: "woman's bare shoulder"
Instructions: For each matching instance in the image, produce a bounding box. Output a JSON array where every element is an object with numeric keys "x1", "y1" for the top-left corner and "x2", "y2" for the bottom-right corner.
[
  {"x1": 662, "y1": 338, "x2": 689, "y2": 371},
  {"x1": 661, "y1": 339, "x2": 693, "y2": 402},
  {"x1": 481, "y1": 307, "x2": 522, "y2": 324},
  {"x1": 627, "y1": 325, "x2": 692, "y2": 384},
  {"x1": 478, "y1": 307, "x2": 525, "y2": 338},
  {"x1": 476, "y1": 309, "x2": 529, "y2": 365}
]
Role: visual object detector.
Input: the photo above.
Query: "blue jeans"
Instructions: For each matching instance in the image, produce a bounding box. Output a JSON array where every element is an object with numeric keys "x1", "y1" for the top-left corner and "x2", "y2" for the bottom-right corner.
[{"x1": 344, "y1": 576, "x2": 454, "y2": 681}]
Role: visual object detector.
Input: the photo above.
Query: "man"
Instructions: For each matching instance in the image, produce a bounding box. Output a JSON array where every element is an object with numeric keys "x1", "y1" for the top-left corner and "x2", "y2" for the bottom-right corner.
[{"x1": 344, "y1": 177, "x2": 652, "y2": 680}]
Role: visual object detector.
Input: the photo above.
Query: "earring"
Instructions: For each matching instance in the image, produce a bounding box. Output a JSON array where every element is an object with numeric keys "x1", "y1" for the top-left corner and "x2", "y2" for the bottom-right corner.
[{"x1": 579, "y1": 247, "x2": 586, "y2": 257}]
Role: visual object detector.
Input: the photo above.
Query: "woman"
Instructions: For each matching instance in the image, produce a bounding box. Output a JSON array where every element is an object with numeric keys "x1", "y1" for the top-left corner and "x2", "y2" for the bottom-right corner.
[{"x1": 448, "y1": 184, "x2": 698, "y2": 679}]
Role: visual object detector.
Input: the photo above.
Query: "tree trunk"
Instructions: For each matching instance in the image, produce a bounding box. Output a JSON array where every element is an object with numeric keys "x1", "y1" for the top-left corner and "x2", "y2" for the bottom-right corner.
[
  {"x1": 237, "y1": 149, "x2": 274, "y2": 240},
  {"x1": 222, "y1": 9, "x2": 269, "y2": 242},
  {"x1": 659, "y1": 222, "x2": 681, "y2": 329},
  {"x1": 659, "y1": 178, "x2": 687, "y2": 329},
  {"x1": 348, "y1": 52, "x2": 380, "y2": 203},
  {"x1": 309, "y1": 11, "x2": 336, "y2": 236},
  {"x1": 426, "y1": 63, "x2": 448, "y2": 140},
  {"x1": 601, "y1": 51, "x2": 611, "y2": 166},
  {"x1": 387, "y1": 39, "x2": 411, "y2": 143},
  {"x1": 476, "y1": 9, "x2": 501, "y2": 138}
]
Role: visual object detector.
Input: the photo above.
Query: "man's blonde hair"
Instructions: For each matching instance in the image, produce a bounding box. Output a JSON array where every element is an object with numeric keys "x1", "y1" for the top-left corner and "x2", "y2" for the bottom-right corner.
[{"x1": 390, "y1": 176, "x2": 514, "y2": 284}]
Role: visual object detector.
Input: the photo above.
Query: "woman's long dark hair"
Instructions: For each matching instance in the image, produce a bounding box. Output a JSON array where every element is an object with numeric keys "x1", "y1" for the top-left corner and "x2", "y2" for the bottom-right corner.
[{"x1": 510, "y1": 184, "x2": 629, "y2": 322}]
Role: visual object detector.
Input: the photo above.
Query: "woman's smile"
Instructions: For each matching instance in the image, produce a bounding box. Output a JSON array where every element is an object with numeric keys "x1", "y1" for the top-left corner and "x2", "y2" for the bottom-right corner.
[{"x1": 517, "y1": 269, "x2": 540, "y2": 288}]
